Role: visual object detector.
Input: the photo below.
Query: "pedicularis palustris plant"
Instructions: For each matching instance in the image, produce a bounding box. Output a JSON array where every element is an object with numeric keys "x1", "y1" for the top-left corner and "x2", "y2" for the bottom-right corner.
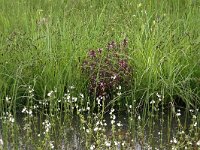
[{"x1": 82, "y1": 38, "x2": 133, "y2": 102}]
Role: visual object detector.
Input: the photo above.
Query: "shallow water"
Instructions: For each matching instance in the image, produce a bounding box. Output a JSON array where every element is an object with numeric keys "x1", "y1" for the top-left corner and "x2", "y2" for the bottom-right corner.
[{"x1": 0, "y1": 110, "x2": 198, "y2": 150}]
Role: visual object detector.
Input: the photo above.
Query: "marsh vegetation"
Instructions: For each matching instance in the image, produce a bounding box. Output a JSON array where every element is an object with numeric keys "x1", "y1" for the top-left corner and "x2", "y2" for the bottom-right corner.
[{"x1": 0, "y1": 0, "x2": 200, "y2": 149}]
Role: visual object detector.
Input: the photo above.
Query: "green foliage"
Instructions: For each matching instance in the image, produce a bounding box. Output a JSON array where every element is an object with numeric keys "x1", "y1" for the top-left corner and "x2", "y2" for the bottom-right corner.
[{"x1": 0, "y1": 0, "x2": 200, "y2": 108}]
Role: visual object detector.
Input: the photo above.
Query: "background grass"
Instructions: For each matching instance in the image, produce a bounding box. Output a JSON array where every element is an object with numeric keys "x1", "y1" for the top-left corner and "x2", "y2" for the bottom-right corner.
[{"x1": 0, "y1": 0, "x2": 200, "y2": 110}]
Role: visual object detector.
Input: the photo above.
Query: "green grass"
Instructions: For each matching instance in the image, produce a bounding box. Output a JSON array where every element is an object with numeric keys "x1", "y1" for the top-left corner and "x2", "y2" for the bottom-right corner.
[
  {"x1": 0, "y1": 0, "x2": 200, "y2": 149},
  {"x1": 0, "y1": 0, "x2": 200, "y2": 108}
]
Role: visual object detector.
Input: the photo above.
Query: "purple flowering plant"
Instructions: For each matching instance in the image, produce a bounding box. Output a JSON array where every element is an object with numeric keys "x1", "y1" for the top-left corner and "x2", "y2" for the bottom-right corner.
[{"x1": 82, "y1": 38, "x2": 133, "y2": 102}]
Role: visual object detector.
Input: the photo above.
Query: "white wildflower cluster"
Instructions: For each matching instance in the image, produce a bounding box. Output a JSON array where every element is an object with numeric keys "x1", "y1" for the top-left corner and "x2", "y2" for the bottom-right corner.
[
  {"x1": 22, "y1": 107, "x2": 33, "y2": 117},
  {"x1": 47, "y1": 90, "x2": 54, "y2": 97},
  {"x1": 86, "y1": 101, "x2": 90, "y2": 111},
  {"x1": 28, "y1": 85, "x2": 34, "y2": 98},
  {"x1": 116, "y1": 85, "x2": 122, "y2": 96},
  {"x1": 49, "y1": 141, "x2": 54, "y2": 149},
  {"x1": 138, "y1": 115, "x2": 141, "y2": 121},
  {"x1": 197, "y1": 140, "x2": 200, "y2": 146},
  {"x1": 116, "y1": 121, "x2": 123, "y2": 127},
  {"x1": 5, "y1": 96, "x2": 11, "y2": 104},
  {"x1": 23, "y1": 123, "x2": 31, "y2": 131},
  {"x1": 114, "y1": 140, "x2": 120, "y2": 147},
  {"x1": 170, "y1": 137, "x2": 178, "y2": 144},
  {"x1": 63, "y1": 86, "x2": 84, "y2": 105},
  {"x1": 156, "y1": 92, "x2": 163, "y2": 102},
  {"x1": 111, "y1": 74, "x2": 117, "y2": 80},
  {"x1": 0, "y1": 138, "x2": 3, "y2": 146},
  {"x1": 39, "y1": 99, "x2": 49, "y2": 107},
  {"x1": 126, "y1": 103, "x2": 133, "y2": 113},
  {"x1": 33, "y1": 104, "x2": 39, "y2": 110},
  {"x1": 42, "y1": 119, "x2": 51, "y2": 134},
  {"x1": 110, "y1": 108, "x2": 116, "y2": 125},
  {"x1": 90, "y1": 144, "x2": 95, "y2": 150},
  {"x1": 93, "y1": 119, "x2": 107, "y2": 132},
  {"x1": 63, "y1": 92, "x2": 71, "y2": 103},
  {"x1": 47, "y1": 87, "x2": 57, "y2": 98},
  {"x1": 80, "y1": 93, "x2": 84, "y2": 100},
  {"x1": 176, "y1": 109, "x2": 181, "y2": 117},
  {"x1": 96, "y1": 97, "x2": 102, "y2": 107},
  {"x1": 189, "y1": 109, "x2": 194, "y2": 113},
  {"x1": 150, "y1": 100, "x2": 155, "y2": 104},
  {"x1": 2, "y1": 112, "x2": 15, "y2": 124},
  {"x1": 105, "y1": 140, "x2": 111, "y2": 147},
  {"x1": 191, "y1": 111, "x2": 198, "y2": 127}
]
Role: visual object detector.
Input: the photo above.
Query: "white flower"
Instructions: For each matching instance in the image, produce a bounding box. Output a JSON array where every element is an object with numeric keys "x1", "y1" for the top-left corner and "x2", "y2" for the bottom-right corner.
[
  {"x1": 109, "y1": 108, "x2": 115, "y2": 115},
  {"x1": 96, "y1": 121, "x2": 100, "y2": 126},
  {"x1": 0, "y1": 138, "x2": 3, "y2": 146},
  {"x1": 86, "y1": 129, "x2": 90, "y2": 133},
  {"x1": 150, "y1": 100, "x2": 155, "y2": 104},
  {"x1": 28, "y1": 86, "x2": 34, "y2": 93},
  {"x1": 194, "y1": 122, "x2": 197, "y2": 127},
  {"x1": 67, "y1": 95, "x2": 71, "y2": 101},
  {"x1": 122, "y1": 141, "x2": 125, "y2": 146},
  {"x1": 117, "y1": 121, "x2": 123, "y2": 127},
  {"x1": 189, "y1": 109, "x2": 194, "y2": 113},
  {"x1": 193, "y1": 115, "x2": 197, "y2": 119},
  {"x1": 5, "y1": 96, "x2": 11, "y2": 103},
  {"x1": 47, "y1": 91, "x2": 53, "y2": 97},
  {"x1": 114, "y1": 141, "x2": 120, "y2": 146},
  {"x1": 72, "y1": 97, "x2": 77, "y2": 102},
  {"x1": 156, "y1": 92, "x2": 161, "y2": 98},
  {"x1": 87, "y1": 107, "x2": 90, "y2": 111},
  {"x1": 94, "y1": 127, "x2": 98, "y2": 132},
  {"x1": 112, "y1": 115, "x2": 116, "y2": 120},
  {"x1": 42, "y1": 120, "x2": 51, "y2": 133},
  {"x1": 117, "y1": 85, "x2": 122, "y2": 90},
  {"x1": 111, "y1": 120, "x2": 115, "y2": 124},
  {"x1": 111, "y1": 75, "x2": 117, "y2": 80},
  {"x1": 49, "y1": 141, "x2": 54, "y2": 149},
  {"x1": 105, "y1": 141, "x2": 111, "y2": 147},
  {"x1": 117, "y1": 92, "x2": 122, "y2": 96},
  {"x1": 90, "y1": 144, "x2": 95, "y2": 150},
  {"x1": 69, "y1": 86, "x2": 75, "y2": 89},
  {"x1": 22, "y1": 107, "x2": 27, "y2": 113},
  {"x1": 28, "y1": 110, "x2": 32, "y2": 116},
  {"x1": 34, "y1": 105, "x2": 39, "y2": 109},
  {"x1": 197, "y1": 140, "x2": 200, "y2": 146},
  {"x1": 9, "y1": 116, "x2": 15, "y2": 123},
  {"x1": 176, "y1": 113, "x2": 181, "y2": 117},
  {"x1": 173, "y1": 137, "x2": 177, "y2": 144}
]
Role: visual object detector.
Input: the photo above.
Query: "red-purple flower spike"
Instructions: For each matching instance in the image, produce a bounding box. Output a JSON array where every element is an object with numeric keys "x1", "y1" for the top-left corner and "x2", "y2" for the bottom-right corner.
[
  {"x1": 88, "y1": 50, "x2": 96, "y2": 58},
  {"x1": 82, "y1": 38, "x2": 132, "y2": 100},
  {"x1": 119, "y1": 60, "x2": 127, "y2": 69}
]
